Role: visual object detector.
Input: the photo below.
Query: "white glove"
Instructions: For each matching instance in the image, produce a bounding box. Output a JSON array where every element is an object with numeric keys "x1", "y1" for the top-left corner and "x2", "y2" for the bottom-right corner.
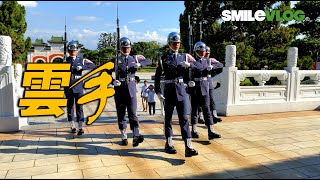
[
  {"x1": 188, "y1": 81, "x2": 195, "y2": 87},
  {"x1": 180, "y1": 61, "x2": 191, "y2": 68},
  {"x1": 134, "y1": 63, "x2": 141, "y2": 68},
  {"x1": 113, "y1": 80, "x2": 121, "y2": 86},
  {"x1": 184, "y1": 83, "x2": 188, "y2": 88},
  {"x1": 157, "y1": 93, "x2": 165, "y2": 101},
  {"x1": 76, "y1": 66, "x2": 82, "y2": 71},
  {"x1": 207, "y1": 65, "x2": 213, "y2": 71}
]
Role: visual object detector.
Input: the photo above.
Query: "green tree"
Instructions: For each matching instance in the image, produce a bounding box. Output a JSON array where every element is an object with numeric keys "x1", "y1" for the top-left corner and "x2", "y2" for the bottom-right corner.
[
  {"x1": 0, "y1": 1, "x2": 27, "y2": 63},
  {"x1": 290, "y1": 1, "x2": 320, "y2": 39},
  {"x1": 97, "y1": 32, "x2": 117, "y2": 50},
  {"x1": 25, "y1": 36, "x2": 32, "y2": 50},
  {"x1": 131, "y1": 41, "x2": 161, "y2": 66}
]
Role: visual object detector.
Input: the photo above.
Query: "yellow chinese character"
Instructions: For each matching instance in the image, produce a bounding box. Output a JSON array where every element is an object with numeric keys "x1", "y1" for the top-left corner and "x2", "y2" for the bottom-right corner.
[
  {"x1": 19, "y1": 63, "x2": 71, "y2": 117},
  {"x1": 70, "y1": 62, "x2": 115, "y2": 125}
]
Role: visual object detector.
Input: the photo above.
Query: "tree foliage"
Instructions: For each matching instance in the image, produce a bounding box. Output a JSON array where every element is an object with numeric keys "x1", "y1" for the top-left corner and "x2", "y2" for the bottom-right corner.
[
  {"x1": 0, "y1": 1, "x2": 27, "y2": 63},
  {"x1": 179, "y1": 1, "x2": 319, "y2": 71},
  {"x1": 97, "y1": 32, "x2": 117, "y2": 50}
]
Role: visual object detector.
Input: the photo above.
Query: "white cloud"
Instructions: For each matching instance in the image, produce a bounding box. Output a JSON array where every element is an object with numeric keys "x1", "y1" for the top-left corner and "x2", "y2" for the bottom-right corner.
[
  {"x1": 74, "y1": 16, "x2": 98, "y2": 22},
  {"x1": 121, "y1": 25, "x2": 167, "y2": 45},
  {"x1": 93, "y1": 1, "x2": 111, "y2": 6},
  {"x1": 128, "y1": 19, "x2": 145, "y2": 24},
  {"x1": 159, "y1": 28, "x2": 180, "y2": 33},
  {"x1": 18, "y1": 1, "x2": 38, "y2": 8}
]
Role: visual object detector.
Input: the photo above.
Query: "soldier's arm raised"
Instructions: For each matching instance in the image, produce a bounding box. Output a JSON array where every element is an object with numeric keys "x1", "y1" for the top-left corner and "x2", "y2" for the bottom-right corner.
[
  {"x1": 210, "y1": 58, "x2": 224, "y2": 69},
  {"x1": 135, "y1": 55, "x2": 152, "y2": 67},
  {"x1": 186, "y1": 53, "x2": 205, "y2": 70},
  {"x1": 82, "y1": 58, "x2": 96, "y2": 70}
]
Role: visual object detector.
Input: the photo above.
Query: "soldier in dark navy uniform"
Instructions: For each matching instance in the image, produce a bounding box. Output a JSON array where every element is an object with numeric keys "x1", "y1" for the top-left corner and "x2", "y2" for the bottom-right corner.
[
  {"x1": 205, "y1": 46, "x2": 223, "y2": 123},
  {"x1": 188, "y1": 41, "x2": 221, "y2": 140},
  {"x1": 107, "y1": 37, "x2": 152, "y2": 147},
  {"x1": 65, "y1": 41, "x2": 96, "y2": 135},
  {"x1": 154, "y1": 32, "x2": 199, "y2": 157}
]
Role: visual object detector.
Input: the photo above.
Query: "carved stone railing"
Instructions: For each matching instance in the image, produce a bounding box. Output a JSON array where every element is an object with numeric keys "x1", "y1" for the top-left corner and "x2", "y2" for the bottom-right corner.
[{"x1": 212, "y1": 46, "x2": 320, "y2": 116}]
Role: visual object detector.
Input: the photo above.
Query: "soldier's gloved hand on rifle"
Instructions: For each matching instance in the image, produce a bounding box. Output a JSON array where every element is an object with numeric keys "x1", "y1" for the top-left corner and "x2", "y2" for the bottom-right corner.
[
  {"x1": 113, "y1": 80, "x2": 121, "y2": 86},
  {"x1": 134, "y1": 62, "x2": 141, "y2": 68},
  {"x1": 184, "y1": 83, "x2": 188, "y2": 88},
  {"x1": 157, "y1": 93, "x2": 165, "y2": 101},
  {"x1": 180, "y1": 61, "x2": 191, "y2": 68},
  {"x1": 207, "y1": 65, "x2": 213, "y2": 71},
  {"x1": 188, "y1": 81, "x2": 195, "y2": 87},
  {"x1": 76, "y1": 66, "x2": 83, "y2": 71}
]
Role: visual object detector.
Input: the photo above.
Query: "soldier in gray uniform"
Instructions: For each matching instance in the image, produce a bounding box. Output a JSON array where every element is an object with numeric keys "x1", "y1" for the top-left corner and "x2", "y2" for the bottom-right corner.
[
  {"x1": 65, "y1": 41, "x2": 96, "y2": 135},
  {"x1": 154, "y1": 32, "x2": 199, "y2": 157},
  {"x1": 107, "y1": 37, "x2": 152, "y2": 147},
  {"x1": 188, "y1": 41, "x2": 221, "y2": 140},
  {"x1": 205, "y1": 46, "x2": 223, "y2": 123}
]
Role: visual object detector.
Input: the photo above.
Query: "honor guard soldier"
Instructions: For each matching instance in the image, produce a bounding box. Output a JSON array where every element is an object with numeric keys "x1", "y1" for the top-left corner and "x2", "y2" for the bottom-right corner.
[
  {"x1": 65, "y1": 40, "x2": 96, "y2": 135},
  {"x1": 154, "y1": 32, "x2": 199, "y2": 157},
  {"x1": 205, "y1": 46, "x2": 223, "y2": 123},
  {"x1": 188, "y1": 41, "x2": 221, "y2": 140},
  {"x1": 108, "y1": 37, "x2": 152, "y2": 147}
]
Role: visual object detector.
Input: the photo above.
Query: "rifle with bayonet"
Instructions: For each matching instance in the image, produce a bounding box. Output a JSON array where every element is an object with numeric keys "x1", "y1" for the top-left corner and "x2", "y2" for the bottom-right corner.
[{"x1": 115, "y1": 5, "x2": 120, "y2": 80}]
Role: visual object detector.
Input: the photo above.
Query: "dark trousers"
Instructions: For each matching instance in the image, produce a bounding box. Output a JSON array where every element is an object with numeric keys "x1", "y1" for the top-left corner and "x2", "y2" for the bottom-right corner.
[
  {"x1": 190, "y1": 88, "x2": 214, "y2": 127},
  {"x1": 209, "y1": 88, "x2": 216, "y2": 116},
  {"x1": 66, "y1": 90, "x2": 84, "y2": 122},
  {"x1": 148, "y1": 102, "x2": 155, "y2": 115},
  {"x1": 114, "y1": 87, "x2": 140, "y2": 136},
  {"x1": 164, "y1": 94, "x2": 191, "y2": 140}
]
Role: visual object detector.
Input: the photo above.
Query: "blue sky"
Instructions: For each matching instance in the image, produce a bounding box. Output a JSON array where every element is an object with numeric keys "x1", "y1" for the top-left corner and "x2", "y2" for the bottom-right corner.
[
  {"x1": 20, "y1": 1, "x2": 185, "y2": 50},
  {"x1": 18, "y1": 1, "x2": 300, "y2": 50}
]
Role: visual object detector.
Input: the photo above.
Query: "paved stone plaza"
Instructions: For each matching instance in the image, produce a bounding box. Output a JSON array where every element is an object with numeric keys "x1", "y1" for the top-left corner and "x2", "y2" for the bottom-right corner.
[{"x1": 1, "y1": 73, "x2": 320, "y2": 179}]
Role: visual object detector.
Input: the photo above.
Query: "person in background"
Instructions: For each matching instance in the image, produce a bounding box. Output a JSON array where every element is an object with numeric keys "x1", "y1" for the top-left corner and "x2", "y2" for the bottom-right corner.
[
  {"x1": 141, "y1": 80, "x2": 149, "y2": 112},
  {"x1": 145, "y1": 84, "x2": 156, "y2": 115}
]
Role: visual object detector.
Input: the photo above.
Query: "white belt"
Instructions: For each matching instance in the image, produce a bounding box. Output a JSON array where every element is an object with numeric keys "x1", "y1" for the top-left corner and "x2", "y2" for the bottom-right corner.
[
  {"x1": 207, "y1": 75, "x2": 212, "y2": 78},
  {"x1": 119, "y1": 77, "x2": 135, "y2": 82},
  {"x1": 194, "y1": 77, "x2": 208, "y2": 81},
  {"x1": 165, "y1": 78, "x2": 183, "y2": 84},
  {"x1": 73, "y1": 75, "x2": 82, "y2": 80}
]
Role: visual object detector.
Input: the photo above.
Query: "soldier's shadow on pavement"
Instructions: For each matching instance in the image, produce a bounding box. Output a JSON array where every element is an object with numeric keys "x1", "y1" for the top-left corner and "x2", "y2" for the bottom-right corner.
[{"x1": 0, "y1": 131, "x2": 186, "y2": 166}]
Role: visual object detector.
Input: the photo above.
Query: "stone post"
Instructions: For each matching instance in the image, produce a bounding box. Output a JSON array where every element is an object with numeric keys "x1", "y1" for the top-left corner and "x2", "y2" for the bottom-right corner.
[
  {"x1": 284, "y1": 47, "x2": 299, "y2": 101},
  {"x1": 216, "y1": 45, "x2": 238, "y2": 115},
  {"x1": 0, "y1": 35, "x2": 27, "y2": 132}
]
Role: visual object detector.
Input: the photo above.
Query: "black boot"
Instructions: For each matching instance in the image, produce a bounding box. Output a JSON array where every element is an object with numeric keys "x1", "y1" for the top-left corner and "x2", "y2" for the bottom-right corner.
[
  {"x1": 77, "y1": 129, "x2": 84, "y2": 135},
  {"x1": 70, "y1": 128, "x2": 76, "y2": 133},
  {"x1": 191, "y1": 131, "x2": 199, "y2": 138},
  {"x1": 165, "y1": 144, "x2": 177, "y2": 154},
  {"x1": 184, "y1": 139, "x2": 198, "y2": 157},
  {"x1": 198, "y1": 118, "x2": 205, "y2": 124},
  {"x1": 132, "y1": 135, "x2": 144, "y2": 147},
  {"x1": 208, "y1": 132, "x2": 221, "y2": 140},
  {"x1": 213, "y1": 117, "x2": 222, "y2": 123},
  {"x1": 121, "y1": 139, "x2": 128, "y2": 146},
  {"x1": 185, "y1": 146, "x2": 198, "y2": 157}
]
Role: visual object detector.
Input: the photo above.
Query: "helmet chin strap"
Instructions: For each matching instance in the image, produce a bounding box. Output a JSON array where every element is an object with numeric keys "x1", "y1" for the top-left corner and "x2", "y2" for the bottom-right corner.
[{"x1": 120, "y1": 50, "x2": 130, "y2": 57}]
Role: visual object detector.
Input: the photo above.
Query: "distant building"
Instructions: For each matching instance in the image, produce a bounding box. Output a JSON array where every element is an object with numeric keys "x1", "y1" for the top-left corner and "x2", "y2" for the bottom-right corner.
[{"x1": 26, "y1": 36, "x2": 84, "y2": 63}]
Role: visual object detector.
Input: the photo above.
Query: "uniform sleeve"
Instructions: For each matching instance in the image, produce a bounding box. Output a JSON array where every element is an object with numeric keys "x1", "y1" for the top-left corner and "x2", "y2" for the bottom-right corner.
[
  {"x1": 210, "y1": 58, "x2": 224, "y2": 69},
  {"x1": 106, "y1": 58, "x2": 116, "y2": 82},
  {"x1": 135, "y1": 55, "x2": 152, "y2": 67},
  {"x1": 82, "y1": 58, "x2": 96, "y2": 70},
  {"x1": 154, "y1": 57, "x2": 163, "y2": 95},
  {"x1": 185, "y1": 53, "x2": 204, "y2": 70}
]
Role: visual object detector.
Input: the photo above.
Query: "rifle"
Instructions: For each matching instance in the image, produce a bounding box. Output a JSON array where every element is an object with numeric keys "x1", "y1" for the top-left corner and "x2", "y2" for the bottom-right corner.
[
  {"x1": 115, "y1": 5, "x2": 120, "y2": 80},
  {"x1": 63, "y1": 16, "x2": 67, "y2": 63},
  {"x1": 187, "y1": 15, "x2": 193, "y2": 84}
]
